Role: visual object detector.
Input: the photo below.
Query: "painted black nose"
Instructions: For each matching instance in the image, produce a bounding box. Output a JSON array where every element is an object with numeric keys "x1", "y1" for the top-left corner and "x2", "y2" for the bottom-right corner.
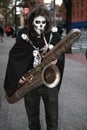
[{"x1": 40, "y1": 25, "x2": 42, "y2": 28}]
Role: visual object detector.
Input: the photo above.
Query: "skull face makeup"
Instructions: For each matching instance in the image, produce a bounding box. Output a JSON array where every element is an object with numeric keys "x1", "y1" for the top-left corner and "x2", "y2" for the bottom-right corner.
[{"x1": 33, "y1": 16, "x2": 46, "y2": 35}]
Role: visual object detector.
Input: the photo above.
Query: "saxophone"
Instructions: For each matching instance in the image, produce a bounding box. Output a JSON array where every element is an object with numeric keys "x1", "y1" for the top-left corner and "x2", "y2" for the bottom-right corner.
[{"x1": 6, "y1": 29, "x2": 81, "y2": 104}]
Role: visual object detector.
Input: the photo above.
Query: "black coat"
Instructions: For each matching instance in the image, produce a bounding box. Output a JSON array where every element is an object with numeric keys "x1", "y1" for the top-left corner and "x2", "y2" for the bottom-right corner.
[{"x1": 4, "y1": 29, "x2": 65, "y2": 97}]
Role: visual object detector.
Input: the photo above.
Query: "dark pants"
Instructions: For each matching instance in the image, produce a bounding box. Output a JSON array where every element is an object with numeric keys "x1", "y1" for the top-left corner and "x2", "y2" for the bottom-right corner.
[{"x1": 24, "y1": 85, "x2": 59, "y2": 130}]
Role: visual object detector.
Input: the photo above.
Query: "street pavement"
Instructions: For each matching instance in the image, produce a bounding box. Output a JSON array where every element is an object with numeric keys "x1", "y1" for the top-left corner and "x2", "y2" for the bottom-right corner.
[{"x1": 0, "y1": 36, "x2": 87, "y2": 130}]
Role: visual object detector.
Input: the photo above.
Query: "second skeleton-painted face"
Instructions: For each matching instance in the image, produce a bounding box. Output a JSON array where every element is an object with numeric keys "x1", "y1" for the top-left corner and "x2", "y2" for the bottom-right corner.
[{"x1": 33, "y1": 16, "x2": 46, "y2": 35}]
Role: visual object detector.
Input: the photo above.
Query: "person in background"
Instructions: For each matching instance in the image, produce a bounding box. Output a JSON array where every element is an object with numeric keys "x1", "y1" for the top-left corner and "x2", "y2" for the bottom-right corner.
[
  {"x1": 5, "y1": 26, "x2": 11, "y2": 36},
  {"x1": 57, "y1": 23, "x2": 63, "y2": 36},
  {"x1": 4, "y1": 4, "x2": 65, "y2": 130},
  {"x1": 0, "y1": 25, "x2": 4, "y2": 42},
  {"x1": 10, "y1": 26, "x2": 15, "y2": 37}
]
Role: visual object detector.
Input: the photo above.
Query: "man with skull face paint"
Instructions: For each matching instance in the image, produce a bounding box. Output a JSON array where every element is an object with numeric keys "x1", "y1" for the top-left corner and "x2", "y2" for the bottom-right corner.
[{"x1": 4, "y1": 4, "x2": 65, "y2": 130}]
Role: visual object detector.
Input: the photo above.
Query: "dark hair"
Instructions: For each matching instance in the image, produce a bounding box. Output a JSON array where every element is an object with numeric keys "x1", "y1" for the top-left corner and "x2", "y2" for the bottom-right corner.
[{"x1": 28, "y1": 4, "x2": 52, "y2": 35}]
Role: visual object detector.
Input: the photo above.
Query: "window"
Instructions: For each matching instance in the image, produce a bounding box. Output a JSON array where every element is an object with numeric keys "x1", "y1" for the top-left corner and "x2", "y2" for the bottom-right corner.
[
  {"x1": 81, "y1": 0, "x2": 84, "y2": 6},
  {"x1": 81, "y1": 10, "x2": 83, "y2": 17},
  {"x1": 76, "y1": 1, "x2": 79, "y2": 8},
  {"x1": 77, "y1": 11, "x2": 79, "y2": 17},
  {"x1": 73, "y1": 11, "x2": 75, "y2": 18}
]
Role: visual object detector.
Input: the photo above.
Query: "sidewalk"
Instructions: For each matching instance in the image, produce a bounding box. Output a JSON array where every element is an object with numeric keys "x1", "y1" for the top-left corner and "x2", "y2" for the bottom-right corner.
[
  {"x1": 66, "y1": 53, "x2": 87, "y2": 65},
  {"x1": 59, "y1": 54, "x2": 87, "y2": 130}
]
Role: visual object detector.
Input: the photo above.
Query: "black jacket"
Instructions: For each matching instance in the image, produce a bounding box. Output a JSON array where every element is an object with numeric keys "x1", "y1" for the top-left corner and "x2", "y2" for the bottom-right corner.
[{"x1": 4, "y1": 29, "x2": 65, "y2": 97}]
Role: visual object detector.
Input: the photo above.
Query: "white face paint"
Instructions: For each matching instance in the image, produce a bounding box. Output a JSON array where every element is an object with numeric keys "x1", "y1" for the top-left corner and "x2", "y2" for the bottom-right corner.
[{"x1": 33, "y1": 16, "x2": 46, "y2": 35}]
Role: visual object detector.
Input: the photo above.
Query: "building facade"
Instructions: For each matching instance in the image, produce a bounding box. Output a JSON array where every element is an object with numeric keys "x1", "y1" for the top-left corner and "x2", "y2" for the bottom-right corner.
[{"x1": 62, "y1": 0, "x2": 87, "y2": 28}]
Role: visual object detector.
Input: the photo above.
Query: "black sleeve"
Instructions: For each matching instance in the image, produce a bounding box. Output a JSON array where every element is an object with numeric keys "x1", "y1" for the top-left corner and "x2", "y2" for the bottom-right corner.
[
  {"x1": 50, "y1": 31, "x2": 61, "y2": 46},
  {"x1": 4, "y1": 35, "x2": 33, "y2": 97}
]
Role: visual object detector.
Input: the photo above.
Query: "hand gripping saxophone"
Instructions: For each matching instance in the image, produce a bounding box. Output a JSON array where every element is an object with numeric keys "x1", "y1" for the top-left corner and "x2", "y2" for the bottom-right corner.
[{"x1": 6, "y1": 29, "x2": 81, "y2": 104}]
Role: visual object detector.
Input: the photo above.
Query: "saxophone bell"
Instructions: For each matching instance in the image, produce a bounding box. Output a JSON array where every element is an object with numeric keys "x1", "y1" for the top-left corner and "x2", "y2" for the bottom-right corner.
[{"x1": 41, "y1": 64, "x2": 60, "y2": 88}]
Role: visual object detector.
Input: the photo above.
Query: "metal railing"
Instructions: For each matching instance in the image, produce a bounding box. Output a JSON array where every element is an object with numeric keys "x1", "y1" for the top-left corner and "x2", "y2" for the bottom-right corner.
[
  {"x1": 62, "y1": 29, "x2": 87, "y2": 53},
  {"x1": 72, "y1": 30, "x2": 87, "y2": 53}
]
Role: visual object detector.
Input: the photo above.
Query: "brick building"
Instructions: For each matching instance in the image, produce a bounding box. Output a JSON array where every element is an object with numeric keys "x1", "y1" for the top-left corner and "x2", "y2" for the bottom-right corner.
[
  {"x1": 62, "y1": 0, "x2": 87, "y2": 28},
  {"x1": 39, "y1": 0, "x2": 61, "y2": 25}
]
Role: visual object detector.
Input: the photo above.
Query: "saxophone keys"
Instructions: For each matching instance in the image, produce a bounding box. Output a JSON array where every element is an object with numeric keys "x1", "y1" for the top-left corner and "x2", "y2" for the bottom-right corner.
[{"x1": 26, "y1": 75, "x2": 33, "y2": 82}]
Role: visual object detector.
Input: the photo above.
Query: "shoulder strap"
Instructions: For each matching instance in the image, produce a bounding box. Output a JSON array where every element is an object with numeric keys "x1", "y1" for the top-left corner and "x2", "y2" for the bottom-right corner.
[{"x1": 48, "y1": 32, "x2": 53, "y2": 45}]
